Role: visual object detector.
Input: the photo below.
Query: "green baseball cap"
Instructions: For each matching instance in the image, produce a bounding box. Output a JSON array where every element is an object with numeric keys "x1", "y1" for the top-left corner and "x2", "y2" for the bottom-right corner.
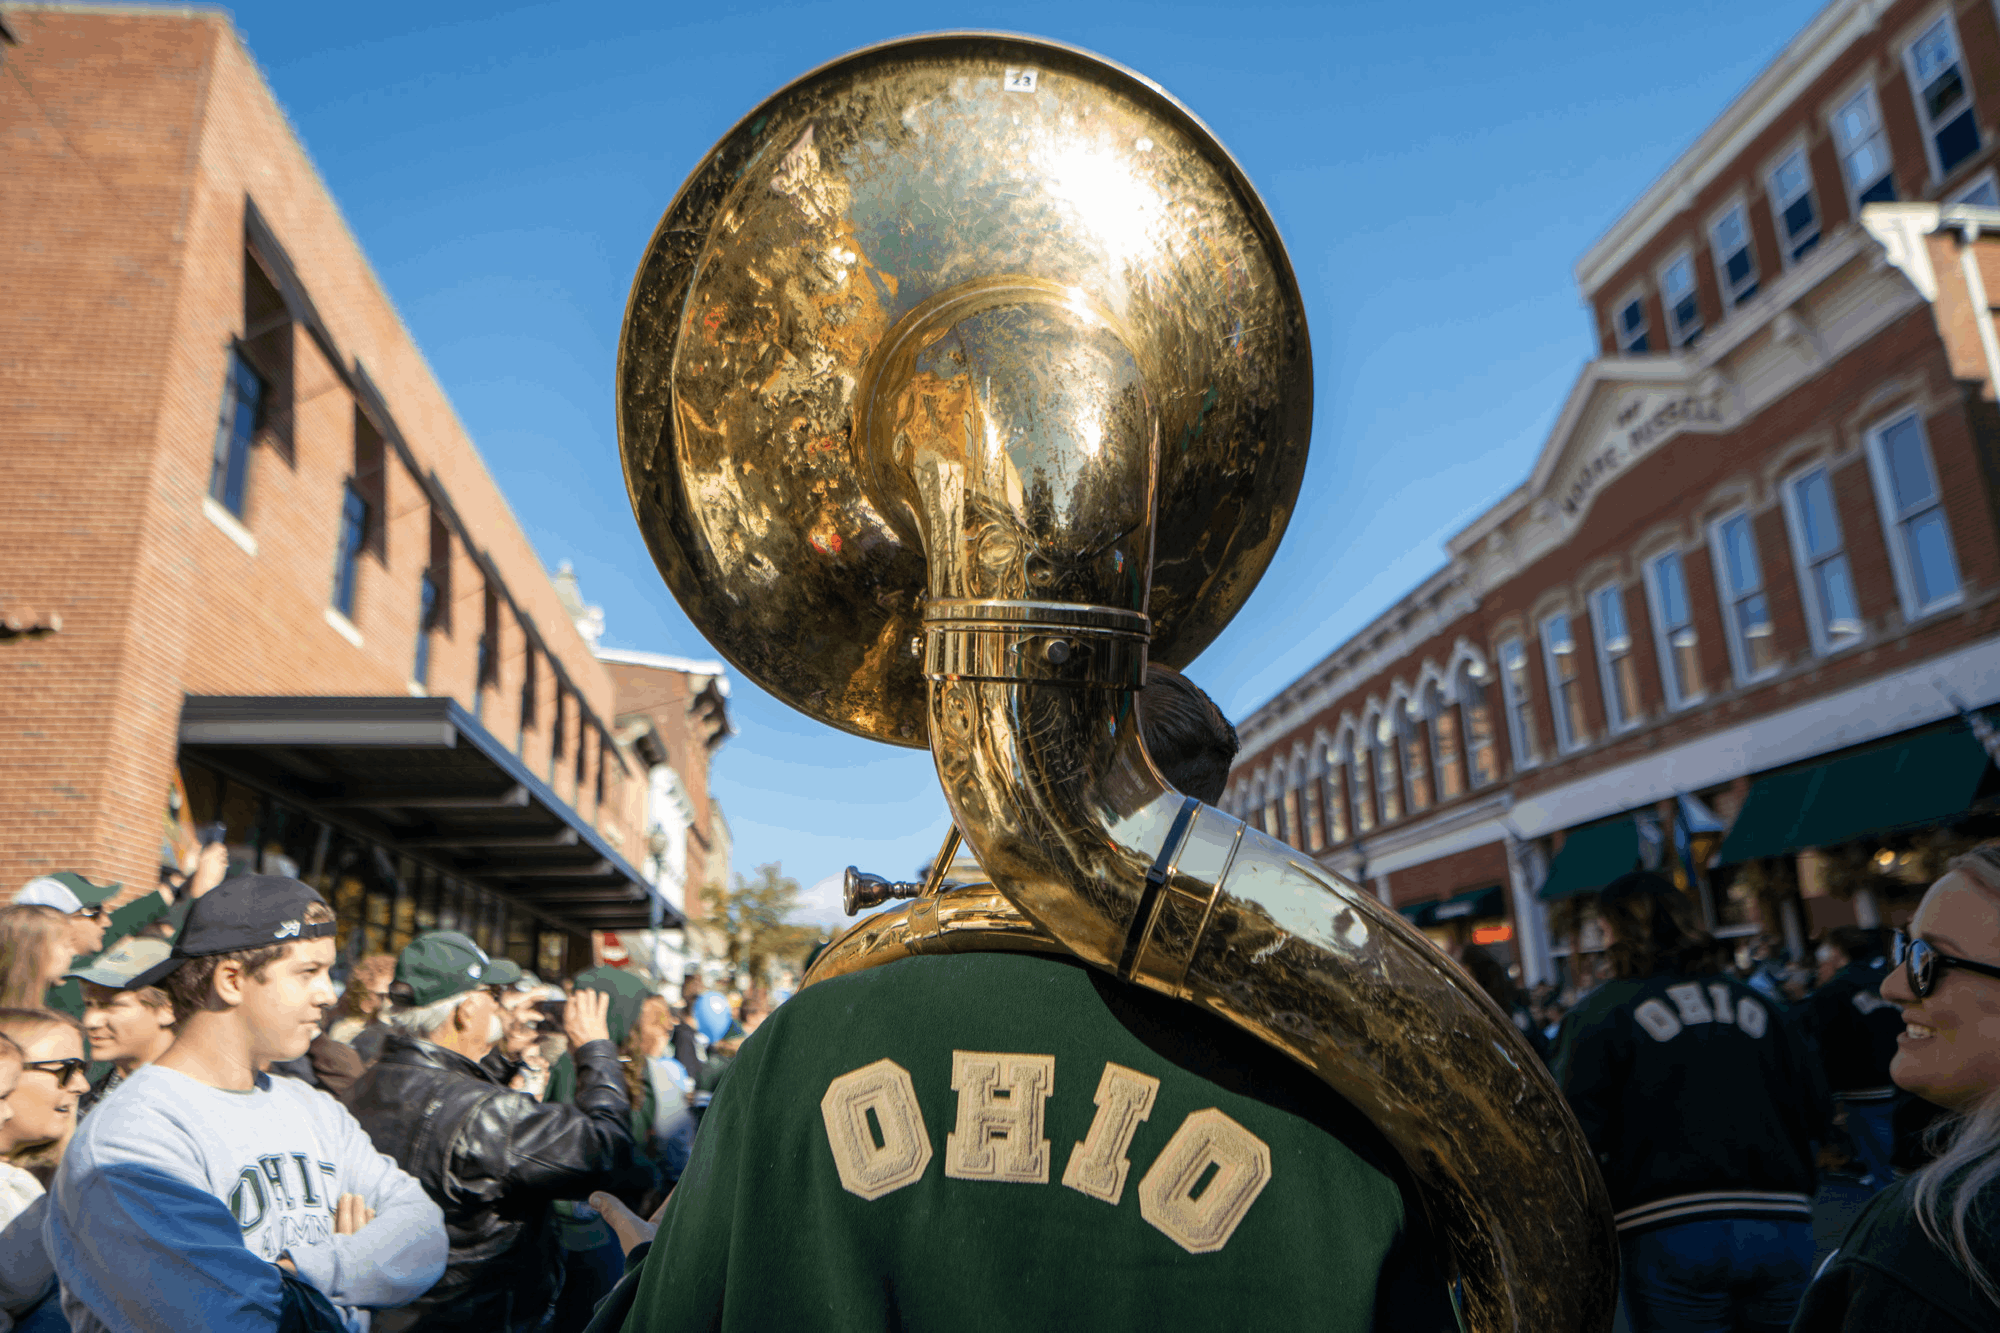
[
  {"x1": 482, "y1": 957, "x2": 524, "y2": 987},
  {"x1": 395, "y1": 931, "x2": 500, "y2": 1007},
  {"x1": 17, "y1": 872, "x2": 121, "y2": 914}
]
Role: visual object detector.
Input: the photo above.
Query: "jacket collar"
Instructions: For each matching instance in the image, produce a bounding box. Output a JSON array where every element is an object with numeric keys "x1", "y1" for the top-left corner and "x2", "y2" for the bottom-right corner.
[{"x1": 375, "y1": 1029, "x2": 503, "y2": 1084}]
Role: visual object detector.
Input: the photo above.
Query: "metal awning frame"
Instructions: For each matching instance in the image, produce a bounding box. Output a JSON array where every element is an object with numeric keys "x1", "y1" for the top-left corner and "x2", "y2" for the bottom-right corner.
[{"x1": 178, "y1": 696, "x2": 680, "y2": 932}]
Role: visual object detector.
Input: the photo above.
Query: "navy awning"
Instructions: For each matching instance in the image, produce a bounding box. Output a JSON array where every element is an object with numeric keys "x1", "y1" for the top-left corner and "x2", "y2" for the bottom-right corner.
[{"x1": 177, "y1": 695, "x2": 677, "y2": 931}]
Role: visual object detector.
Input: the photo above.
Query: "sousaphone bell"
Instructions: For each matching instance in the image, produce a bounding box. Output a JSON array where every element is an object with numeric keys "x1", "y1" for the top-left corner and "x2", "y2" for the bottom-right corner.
[{"x1": 618, "y1": 33, "x2": 1616, "y2": 1330}]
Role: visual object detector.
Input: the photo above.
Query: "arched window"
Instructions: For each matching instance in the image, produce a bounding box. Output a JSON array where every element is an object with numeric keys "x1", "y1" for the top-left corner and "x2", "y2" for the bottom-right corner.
[
  {"x1": 1456, "y1": 662, "x2": 1501, "y2": 786},
  {"x1": 1303, "y1": 748, "x2": 1328, "y2": 851},
  {"x1": 1398, "y1": 703, "x2": 1433, "y2": 814},
  {"x1": 1260, "y1": 773, "x2": 1281, "y2": 839},
  {"x1": 1322, "y1": 741, "x2": 1350, "y2": 845},
  {"x1": 1282, "y1": 760, "x2": 1304, "y2": 848},
  {"x1": 1349, "y1": 735, "x2": 1377, "y2": 834},
  {"x1": 1372, "y1": 715, "x2": 1403, "y2": 824},
  {"x1": 1426, "y1": 681, "x2": 1467, "y2": 801}
]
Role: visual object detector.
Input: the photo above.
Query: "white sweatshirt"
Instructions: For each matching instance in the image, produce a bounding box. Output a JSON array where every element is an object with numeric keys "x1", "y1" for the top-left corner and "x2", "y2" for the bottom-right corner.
[{"x1": 46, "y1": 1065, "x2": 445, "y2": 1332}]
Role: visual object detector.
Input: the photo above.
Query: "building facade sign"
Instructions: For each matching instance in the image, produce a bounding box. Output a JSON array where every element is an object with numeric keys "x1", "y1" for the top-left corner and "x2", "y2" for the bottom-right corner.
[{"x1": 1555, "y1": 389, "x2": 1724, "y2": 524}]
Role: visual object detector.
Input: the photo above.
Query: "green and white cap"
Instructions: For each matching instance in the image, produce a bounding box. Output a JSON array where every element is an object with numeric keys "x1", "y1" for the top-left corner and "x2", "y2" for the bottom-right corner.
[
  {"x1": 396, "y1": 931, "x2": 509, "y2": 1007},
  {"x1": 17, "y1": 872, "x2": 121, "y2": 915}
]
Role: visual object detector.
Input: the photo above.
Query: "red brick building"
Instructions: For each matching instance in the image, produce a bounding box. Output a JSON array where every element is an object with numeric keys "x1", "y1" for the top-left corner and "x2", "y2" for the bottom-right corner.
[
  {"x1": 1223, "y1": 0, "x2": 2000, "y2": 987},
  {"x1": 0, "y1": 6, "x2": 726, "y2": 976}
]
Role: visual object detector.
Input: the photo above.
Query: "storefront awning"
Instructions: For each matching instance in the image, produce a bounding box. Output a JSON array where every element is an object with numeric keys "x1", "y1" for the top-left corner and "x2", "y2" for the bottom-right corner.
[
  {"x1": 1718, "y1": 724, "x2": 1994, "y2": 864},
  {"x1": 178, "y1": 696, "x2": 679, "y2": 931},
  {"x1": 1401, "y1": 885, "x2": 1507, "y2": 927},
  {"x1": 1538, "y1": 818, "x2": 1639, "y2": 901},
  {"x1": 1433, "y1": 885, "x2": 1506, "y2": 921}
]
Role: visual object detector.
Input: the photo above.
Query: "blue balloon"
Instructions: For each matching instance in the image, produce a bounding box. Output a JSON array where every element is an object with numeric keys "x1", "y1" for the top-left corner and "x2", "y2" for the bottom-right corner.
[{"x1": 693, "y1": 992, "x2": 733, "y2": 1044}]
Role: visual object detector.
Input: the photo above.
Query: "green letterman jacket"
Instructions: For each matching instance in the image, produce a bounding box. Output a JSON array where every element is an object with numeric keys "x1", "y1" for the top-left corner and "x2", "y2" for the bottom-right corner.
[{"x1": 618, "y1": 951, "x2": 1460, "y2": 1333}]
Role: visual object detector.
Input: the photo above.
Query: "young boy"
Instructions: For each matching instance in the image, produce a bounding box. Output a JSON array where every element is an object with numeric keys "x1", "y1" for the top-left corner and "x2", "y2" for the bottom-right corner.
[
  {"x1": 48, "y1": 875, "x2": 446, "y2": 1331},
  {"x1": 70, "y1": 935, "x2": 176, "y2": 1109}
]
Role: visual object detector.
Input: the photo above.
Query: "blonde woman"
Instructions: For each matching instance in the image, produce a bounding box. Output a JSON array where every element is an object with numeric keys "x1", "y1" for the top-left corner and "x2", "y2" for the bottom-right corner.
[
  {"x1": 0, "y1": 909, "x2": 76, "y2": 1012},
  {"x1": 1792, "y1": 842, "x2": 2000, "y2": 1329},
  {"x1": 0, "y1": 1008, "x2": 85, "y2": 1332}
]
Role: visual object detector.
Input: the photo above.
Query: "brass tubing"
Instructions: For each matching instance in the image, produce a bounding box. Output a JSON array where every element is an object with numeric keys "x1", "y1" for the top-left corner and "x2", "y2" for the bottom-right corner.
[{"x1": 909, "y1": 667, "x2": 1617, "y2": 1331}]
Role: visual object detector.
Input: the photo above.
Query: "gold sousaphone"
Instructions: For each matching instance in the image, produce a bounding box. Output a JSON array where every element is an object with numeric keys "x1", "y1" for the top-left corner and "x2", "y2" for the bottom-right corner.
[{"x1": 619, "y1": 33, "x2": 1615, "y2": 1330}]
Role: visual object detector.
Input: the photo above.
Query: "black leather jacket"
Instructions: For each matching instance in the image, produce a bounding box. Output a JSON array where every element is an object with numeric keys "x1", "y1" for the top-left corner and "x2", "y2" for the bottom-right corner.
[{"x1": 344, "y1": 1032, "x2": 647, "y2": 1332}]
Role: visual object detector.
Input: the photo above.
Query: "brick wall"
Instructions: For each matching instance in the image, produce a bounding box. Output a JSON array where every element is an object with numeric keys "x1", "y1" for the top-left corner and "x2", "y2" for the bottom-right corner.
[
  {"x1": 1384, "y1": 841, "x2": 1511, "y2": 911},
  {"x1": 1586, "y1": 0, "x2": 2000, "y2": 350},
  {"x1": 0, "y1": 10, "x2": 650, "y2": 891},
  {"x1": 1230, "y1": 296, "x2": 2000, "y2": 853}
]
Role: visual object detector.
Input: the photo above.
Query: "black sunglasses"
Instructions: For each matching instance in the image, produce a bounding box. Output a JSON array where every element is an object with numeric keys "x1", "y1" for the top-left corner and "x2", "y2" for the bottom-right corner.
[
  {"x1": 22, "y1": 1058, "x2": 89, "y2": 1085},
  {"x1": 1893, "y1": 931, "x2": 2000, "y2": 999}
]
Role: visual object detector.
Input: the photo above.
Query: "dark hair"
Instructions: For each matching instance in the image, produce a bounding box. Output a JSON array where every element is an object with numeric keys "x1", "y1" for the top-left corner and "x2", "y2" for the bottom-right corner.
[
  {"x1": 1599, "y1": 872, "x2": 1718, "y2": 979},
  {"x1": 1826, "y1": 925, "x2": 1884, "y2": 965},
  {"x1": 1138, "y1": 664, "x2": 1238, "y2": 805},
  {"x1": 160, "y1": 900, "x2": 336, "y2": 1022},
  {"x1": 1457, "y1": 944, "x2": 1522, "y2": 1012}
]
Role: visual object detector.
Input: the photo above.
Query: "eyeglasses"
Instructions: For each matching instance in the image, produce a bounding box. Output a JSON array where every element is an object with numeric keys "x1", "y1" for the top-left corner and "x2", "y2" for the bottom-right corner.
[
  {"x1": 23, "y1": 1058, "x2": 89, "y2": 1085},
  {"x1": 76, "y1": 906, "x2": 104, "y2": 921},
  {"x1": 1893, "y1": 931, "x2": 2000, "y2": 999}
]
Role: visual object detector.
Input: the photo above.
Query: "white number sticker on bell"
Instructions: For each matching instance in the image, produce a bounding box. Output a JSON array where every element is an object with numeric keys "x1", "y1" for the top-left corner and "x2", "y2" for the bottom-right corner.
[{"x1": 1004, "y1": 68, "x2": 1038, "y2": 93}]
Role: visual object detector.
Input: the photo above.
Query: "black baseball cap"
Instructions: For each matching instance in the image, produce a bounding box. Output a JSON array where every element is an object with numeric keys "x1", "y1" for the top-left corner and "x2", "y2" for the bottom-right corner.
[{"x1": 132, "y1": 874, "x2": 334, "y2": 989}]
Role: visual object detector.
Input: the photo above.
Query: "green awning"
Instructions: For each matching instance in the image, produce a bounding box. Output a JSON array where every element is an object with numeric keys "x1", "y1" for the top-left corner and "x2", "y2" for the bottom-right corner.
[
  {"x1": 1538, "y1": 818, "x2": 1639, "y2": 901},
  {"x1": 1399, "y1": 902, "x2": 1439, "y2": 928},
  {"x1": 1716, "y1": 767, "x2": 1823, "y2": 864},
  {"x1": 1433, "y1": 885, "x2": 1506, "y2": 921},
  {"x1": 1718, "y1": 725, "x2": 1993, "y2": 863}
]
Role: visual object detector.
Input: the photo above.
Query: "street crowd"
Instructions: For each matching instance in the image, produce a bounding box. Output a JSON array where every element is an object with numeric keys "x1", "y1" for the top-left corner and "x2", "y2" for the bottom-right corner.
[
  {"x1": 0, "y1": 670, "x2": 1991, "y2": 1330},
  {"x1": 0, "y1": 840, "x2": 759, "y2": 1332}
]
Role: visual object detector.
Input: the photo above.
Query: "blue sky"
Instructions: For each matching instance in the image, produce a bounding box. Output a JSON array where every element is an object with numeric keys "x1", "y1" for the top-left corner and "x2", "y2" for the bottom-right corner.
[{"x1": 217, "y1": 0, "x2": 1825, "y2": 925}]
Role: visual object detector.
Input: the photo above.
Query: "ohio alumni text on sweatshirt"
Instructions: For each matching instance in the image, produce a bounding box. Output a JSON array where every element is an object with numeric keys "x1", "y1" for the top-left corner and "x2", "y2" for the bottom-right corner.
[{"x1": 47, "y1": 1064, "x2": 446, "y2": 1332}]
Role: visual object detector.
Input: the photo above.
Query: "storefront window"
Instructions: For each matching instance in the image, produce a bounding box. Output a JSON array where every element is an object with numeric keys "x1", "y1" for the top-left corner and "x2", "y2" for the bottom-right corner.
[{"x1": 537, "y1": 931, "x2": 567, "y2": 978}]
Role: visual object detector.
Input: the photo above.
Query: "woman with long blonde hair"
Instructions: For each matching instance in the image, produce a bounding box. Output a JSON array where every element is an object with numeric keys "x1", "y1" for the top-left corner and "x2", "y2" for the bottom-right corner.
[
  {"x1": 0, "y1": 908, "x2": 78, "y2": 1011},
  {"x1": 0, "y1": 1007, "x2": 88, "y2": 1329},
  {"x1": 1793, "y1": 842, "x2": 2000, "y2": 1328}
]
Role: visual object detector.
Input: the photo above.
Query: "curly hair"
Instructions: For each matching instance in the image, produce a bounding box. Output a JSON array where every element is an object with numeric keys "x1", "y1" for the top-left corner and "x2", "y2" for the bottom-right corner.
[
  {"x1": 339, "y1": 952, "x2": 397, "y2": 1021},
  {"x1": 1598, "y1": 872, "x2": 1721, "y2": 980},
  {"x1": 622, "y1": 994, "x2": 672, "y2": 1111}
]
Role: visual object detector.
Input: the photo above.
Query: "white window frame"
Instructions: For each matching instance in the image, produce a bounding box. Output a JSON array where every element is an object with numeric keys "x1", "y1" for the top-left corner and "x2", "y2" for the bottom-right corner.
[
  {"x1": 1371, "y1": 717, "x2": 1402, "y2": 825},
  {"x1": 1425, "y1": 684, "x2": 1467, "y2": 802},
  {"x1": 1863, "y1": 408, "x2": 1965, "y2": 620},
  {"x1": 1948, "y1": 168, "x2": 1999, "y2": 208},
  {"x1": 1902, "y1": 11, "x2": 1979, "y2": 184},
  {"x1": 1778, "y1": 461, "x2": 1865, "y2": 656},
  {"x1": 1349, "y1": 745, "x2": 1375, "y2": 834},
  {"x1": 1659, "y1": 249, "x2": 1703, "y2": 348},
  {"x1": 1540, "y1": 613, "x2": 1588, "y2": 754},
  {"x1": 1398, "y1": 706, "x2": 1432, "y2": 814},
  {"x1": 1457, "y1": 667, "x2": 1500, "y2": 787},
  {"x1": 1644, "y1": 550, "x2": 1707, "y2": 710},
  {"x1": 1767, "y1": 143, "x2": 1821, "y2": 268},
  {"x1": 1587, "y1": 582, "x2": 1643, "y2": 732},
  {"x1": 1706, "y1": 507, "x2": 1783, "y2": 687},
  {"x1": 1497, "y1": 636, "x2": 1540, "y2": 770},
  {"x1": 1613, "y1": 288, "x2": 1650, "y2": 354},
  {"x1": 1831, "y1": 82, "x2": 1895, "y2": 214},
  {"x1": 1708, "y1": 201, "x2": 1759, "y2": 310}
]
